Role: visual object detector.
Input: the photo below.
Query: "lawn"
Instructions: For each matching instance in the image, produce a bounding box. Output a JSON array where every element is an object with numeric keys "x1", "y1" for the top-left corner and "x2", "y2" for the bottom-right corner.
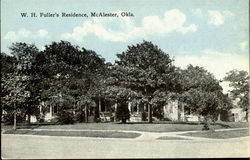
[
  {"x1": 3, "y1": 129, "x2": 141, "y2": 138},
  {"x1": 36, "y1": 123, "x2": 213, "y2": 132},
  {"x1": 35, "y1": 122, "x2": 249, "y2": 132},
  {"x1": 179, "y1": 129, "x2": 249, "y2": 139},
  {"x1": 2, "y1": 122, "x2": 249, "y2": 133},
  {"x1": 157, "y1": 136, "x2": 191, "y2": 140}
]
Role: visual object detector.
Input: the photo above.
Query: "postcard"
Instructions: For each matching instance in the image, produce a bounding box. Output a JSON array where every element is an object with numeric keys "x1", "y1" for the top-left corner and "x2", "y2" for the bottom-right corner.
[{"x1": 1, "y1": 0, "x2": 249, "y2": 158}]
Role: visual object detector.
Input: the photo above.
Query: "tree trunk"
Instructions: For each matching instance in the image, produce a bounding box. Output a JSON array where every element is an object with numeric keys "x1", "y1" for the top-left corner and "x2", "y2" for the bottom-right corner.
[
  {"x1": 122, "y1": 118, "x2": 126, "y2": 123},
  {"x1": 197, "y1": 115, "x2": 201, "y2": 125},
  {"x1": 13, "y1": 110, "x2": 17, "y2": 130},
  {"x1": 217, "y1": 113, "x2": 221, "y2": 122},
  {"x1": 27, "y1": 114, "x2": 31, "y2": 125},
  {"x1": 202, "y1": 116, "x2": 211, "y2": 130},
  {"x1": 246, "y1": 108, "x2": 249, "y2": 122},
  {"x1": 148, "y1": 104, "x2": 152, "y2": 123},
  {"x1": 85, "y1": 105, "x2": 88, "y2": 123}
]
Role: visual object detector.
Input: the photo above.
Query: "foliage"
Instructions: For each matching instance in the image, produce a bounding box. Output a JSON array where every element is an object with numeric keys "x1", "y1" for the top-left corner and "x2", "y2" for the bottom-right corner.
[
  {"x1": 1, "y1": 40, "x2": 235, "y2": 126},
  {"x1": 1, "y1": 72, "x2": 31, "y2": 119},
  {"x1": 116, "y1": 99, "x2": 130, "y2": 123},
  {"x1": 2, "y1": 112, "x2": 26, "y2": 125},
  {"x1": 224, "y1": 70, "x2": 249, "y2": 109},
  {"x1": 55, "y1": 94, "x2": 75, "y2": 124},
  {"x1": 56, "y1": 110, "x2": 75, "y2": 124},
  {"x1": 179, "y1": 65, "x2": 232, "y2": 128},
  {"x1": 107, "y1": 41, "x2": 178, "y2": 122},
  {"x1": 141, "y1": 111, "x2": 147, "y2": 121},
  {"x1": 224, "y1": 69, "x2": 249, "y2": 121},
  {"x1": 37, "y1": 41, "x2": 107, "y2": 122},
  {"x1": 1, "y1": 43, "x2": 42, "y2": 124}
]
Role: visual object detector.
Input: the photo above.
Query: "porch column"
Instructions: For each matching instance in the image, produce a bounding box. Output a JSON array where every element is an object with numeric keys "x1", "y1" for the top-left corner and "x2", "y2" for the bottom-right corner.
[
  {"x1": 128, "y1": 100, "x2": 131, "y2": 113},
  {"x1": 50, "y1": 105, "x2": 53, "y2": 117},
  {"x1": 144, "y1": 103, "x2": 147, "y2": 111},
  {"x1": 128, "y1": 102, "x2": 131, "y2": 112},
  {"x1": 98, "y1": 98, "x2": 101, "y2": 113},
  {"x1": 39, "y1": 105, "x2": 42, "y2": 114},
  {"x1": 217, "y1": 113, "x2": 221, "y2": 121},
  {"x1": 181, "y1": 103, "x2": 185, "y2": 121},
  {"x1": 114, "y1": 102, "x2": 117, "y2": 122}
]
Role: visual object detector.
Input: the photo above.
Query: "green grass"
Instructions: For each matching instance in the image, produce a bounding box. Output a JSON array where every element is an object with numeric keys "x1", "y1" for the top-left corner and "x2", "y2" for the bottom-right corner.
[
  {"x1": 37, "y1": 123, "x2": 208, "y2": 132},
  {"x1": 35, "y1": 122, "x2": 248, "y2": 132},
  {"x1": 157, "y1": 136, "x2": 191, "y2": 140},
  {"x1": 3, "y1": 130, "x2": 141, "y2": 138},
  {"x1": 179, "y1": 129, "x2": 249, "y2": 139},
  {"x1": 215, "y1": 122, "x2": 249, "y2": 128},
  {"x1": 2, "y1": 122, "x2": 249, "y2": 133}
]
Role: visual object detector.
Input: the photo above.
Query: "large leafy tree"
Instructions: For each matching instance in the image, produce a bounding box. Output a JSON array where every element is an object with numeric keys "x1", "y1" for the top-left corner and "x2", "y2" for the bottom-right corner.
[
  {"x1": 1, "y1": 53, "x2": 28, "y2": 127},
  {"x1": 108, "y1": 41, "x2": 178, "y2": 123},
  {"x1": 1, "y1": 52, "x2": 17, "y2": 100},
  {"x1": 38, "y1": 41, "x2": 107, "y2": 123},
  {"x1": 224, "y1": 70, "x2": 249, "y2": 121},
  {"x1": 1, "y1": 72, "x2": 30, "y2": 127},
  {"x1": 10, "y1": 43, "x2": 43, "y2": 124},
  {"x1": 180, "y1": 65, "x2": 232, "y2": 124},
  {"x1": 1, "y1": 43, "x2": 42, "y2": 126}
]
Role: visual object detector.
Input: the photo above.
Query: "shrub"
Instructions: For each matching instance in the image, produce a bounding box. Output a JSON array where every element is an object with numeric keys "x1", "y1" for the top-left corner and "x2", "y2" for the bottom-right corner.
[
  {"x1": 56, "y1": 100, "x2": 75, "y2": 124},
  {"x1": 56, "y1": 110, "x2": 74, "y2": 124},
  {"x1": 116, "y1": 101, "x2": 130, "y2": 123},
  {"x1": 141, "y1": 111, "x2": 147, "y2": 121},
  {"x1": 202, "y1": 116, "x2": 214, "y2": 131},
  {"x1": 75, "y1": 110, "x2": 85, "y2": 123},
  {"x1": 202, "y1": 122, "x2": 210, "y2": 130},
  {"x1": 152, "y1": 107, "x2": 164, "y2": 120},
  {"x1": 2, "y1": 112, "x2": 26, "y2": 125}
]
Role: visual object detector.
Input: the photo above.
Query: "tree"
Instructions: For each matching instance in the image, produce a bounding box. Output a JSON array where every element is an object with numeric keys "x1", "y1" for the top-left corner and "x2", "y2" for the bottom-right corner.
[
  {"x1": 1, "y1": 52, "x2": 17, "y2": 102},
  {"x1": 55, "y1": 93, "x2": 75, "y2": 124},
  {"x1": 180, "y1": 65, "x2": 232, "y2": 129},
  {"x1": 1, "y1": 52, "x2": 30, "y2": 128},
  {"x1": 224, "y1": 70, "x2": 249, "y2": 121},
  {"x1": 8, "y1": 43, "x2": 42, "y2": 125},
  {"x1": 1, "y1": 42, "x2": 42, "y2": 127},
  {"x1": 1, "y1": 74, "x2": 30, "y2": 128},
  {"x1": 108, "y1": 41, "x2": 178, "y2": 123},
  {"x1": 38, "y1": 41, "x2": 107, "y2": 123}
]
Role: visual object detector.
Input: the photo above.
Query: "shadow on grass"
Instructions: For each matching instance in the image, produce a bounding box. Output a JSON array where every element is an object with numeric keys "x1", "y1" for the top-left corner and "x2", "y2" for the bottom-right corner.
[
  {"x1": 2, "y1": 122, "x2": 58, "y2": 130},
  {"x1": 3, "y1": 130, "x2": 141, "y2": 138},
  {"x1": 157, "y1": 136, "x2": 191, "y2": 140},
  {"x1": 122, "y1": 121, "x2": 232, "y2": 128},
  {"x1": 179, "y1": 129, "x2": 249, "y2": 139}
]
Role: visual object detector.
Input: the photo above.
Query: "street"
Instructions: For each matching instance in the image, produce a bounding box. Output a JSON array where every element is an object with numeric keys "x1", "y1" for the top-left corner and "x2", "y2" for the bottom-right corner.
[{"x1": 1, "y1": 134, "x2": 249, "y2": 158}]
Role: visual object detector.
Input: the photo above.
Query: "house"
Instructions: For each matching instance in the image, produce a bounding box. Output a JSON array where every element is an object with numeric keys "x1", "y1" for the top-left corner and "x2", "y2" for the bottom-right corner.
[
  {"x1": 163, "y1": 100, "x2": 202, "y2": 122},
  {"x1": 163, "y1": 100, "x2": 184, "y2": 121},
  {"x1": 127, "y1": 99, "x2": 201, "y2": 122},
  {"x1": 27, "y1": 101, "x2": 59, "y2": 123},
  {"x1": 30, "y1": 98, "x2": 203, "y2": 123},
  {"x1": 230, "y1": 108, "x2": 247, "y2": 122}
]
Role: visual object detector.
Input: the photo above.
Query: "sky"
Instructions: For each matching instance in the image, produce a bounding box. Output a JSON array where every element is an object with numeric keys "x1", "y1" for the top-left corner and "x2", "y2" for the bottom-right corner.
[{"x1": 1, "y1": 0, "x2": 249, "y2": 92}]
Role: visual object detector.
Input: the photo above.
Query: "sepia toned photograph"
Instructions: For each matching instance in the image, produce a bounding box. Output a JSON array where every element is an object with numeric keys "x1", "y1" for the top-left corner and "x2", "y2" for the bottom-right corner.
[{"x1": 1, "y1": 0, "x2": 249, "y2": 158}]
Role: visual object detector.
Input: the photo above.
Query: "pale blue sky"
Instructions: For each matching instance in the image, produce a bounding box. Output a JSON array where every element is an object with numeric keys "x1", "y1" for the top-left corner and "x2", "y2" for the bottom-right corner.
[{"x1": 1, "y1": 0, "x2": 249, "y2": 85}]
